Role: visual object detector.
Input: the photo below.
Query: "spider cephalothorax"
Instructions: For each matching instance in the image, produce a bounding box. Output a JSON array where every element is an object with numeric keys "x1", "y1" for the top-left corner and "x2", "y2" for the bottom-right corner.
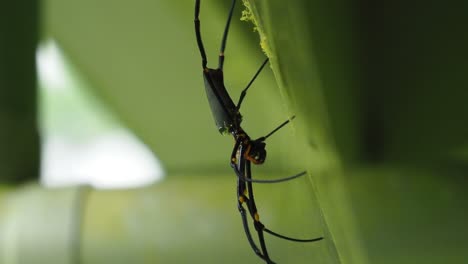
[{"x1": 245, "y1": 140, "x2": 266, "y2": 165}]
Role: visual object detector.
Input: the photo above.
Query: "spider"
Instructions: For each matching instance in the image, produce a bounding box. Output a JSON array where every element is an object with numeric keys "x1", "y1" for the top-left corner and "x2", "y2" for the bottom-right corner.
[{"x1": 194, "y1": 0, "x2": 323, "y2": 262}]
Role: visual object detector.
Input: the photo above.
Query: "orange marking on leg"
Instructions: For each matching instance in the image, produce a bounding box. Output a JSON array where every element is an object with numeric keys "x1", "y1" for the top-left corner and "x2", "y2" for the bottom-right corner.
[
  {"x1": 254, "y1": 213, "x2": 260, "y2": 222},
  {"x1": 239, "y1": 196, "x2": 245, "y2": 203}
]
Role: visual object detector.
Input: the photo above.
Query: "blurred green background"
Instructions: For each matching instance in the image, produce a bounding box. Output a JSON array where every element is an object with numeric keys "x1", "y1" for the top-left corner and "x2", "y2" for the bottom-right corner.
[{"x1": 1, "y1": 0, "x2": 468, "y2": 264}]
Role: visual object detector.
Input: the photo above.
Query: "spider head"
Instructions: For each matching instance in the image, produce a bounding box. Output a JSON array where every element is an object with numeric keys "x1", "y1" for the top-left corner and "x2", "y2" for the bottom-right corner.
[{"x1": 246, "y1": 140, "x2": 267, "y2": 165}]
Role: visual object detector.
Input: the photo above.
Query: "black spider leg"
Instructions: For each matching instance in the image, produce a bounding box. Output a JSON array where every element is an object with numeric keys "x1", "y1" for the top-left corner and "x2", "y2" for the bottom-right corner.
[
  {"x1": 244, "y1": 157, "x2": 325, "y2": 243},
  {"x1": 218, "y1": 0, "x2": 237, "y2": 70},
  {"x1": 237, "y1": 175, "x2": 268, "y2": 262},
  {"x1": 242, "y1": 171, "x2": 308, "y2": 184},
  {"x1": 232, "y1": 141, "x2": 276, "y2": 264},
  {"x1": 245, "y1": 117, "x2": 309, "y2": 184},
  {"x1": 236, "y1": 58, "x2": 269, "y2": 111},
  {"x1": 244, "y1": 159, "x2": 275, "y2": 263},
  {"x1": 231, "y1": 139, "x2": 267, "y2": 261},
  {"x1": 194, "y1": 0, "x2": 207, "y2": 69},
  {"x1": 232, "y1": 58, "x2": 309, "y2": 183},
  {"x1": 195, "y1": 0, "x2": 237, "y2": 69}
]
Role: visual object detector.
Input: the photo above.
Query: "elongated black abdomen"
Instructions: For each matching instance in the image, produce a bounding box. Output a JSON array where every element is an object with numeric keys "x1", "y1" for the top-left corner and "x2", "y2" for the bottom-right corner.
[{"x1": 203, "y1": 68, "x2": 242, "y2": 134}]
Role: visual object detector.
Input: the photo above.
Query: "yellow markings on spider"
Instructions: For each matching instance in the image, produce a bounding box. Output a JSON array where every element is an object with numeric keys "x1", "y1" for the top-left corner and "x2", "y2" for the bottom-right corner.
[
  {"x1": 254, "y1": 212, "x2": 260, "y2": 222},
  {"x1": 239, "y1": 196, "x2": 245, "y2": 203}
]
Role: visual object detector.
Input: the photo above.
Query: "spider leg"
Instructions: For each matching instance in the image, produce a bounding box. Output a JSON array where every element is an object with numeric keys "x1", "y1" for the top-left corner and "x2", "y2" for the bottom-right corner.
[
  {"x1": 261, "y1": 116, "x2": 296, "y2": 141},
  {"x1": 218, "y1": 0, "x2": 237, "y2": 70},
  {"x1": 240, "y1": 170, "x2": 308, "y2": 184},
  {"x1": 232, "y1": 140, "x2": 276, "y2": 263},
  {"x1": 194, "y1": 0, "x2": 207, "y2": 68},
  {"x1": 241, "y1": 157, "x2": 324, "y2": 243},
  {"x1": 237, "y1": 178, "x2": 275, "y2": 263},
  {"x1": 236, "y1": 58, "x2": 269, "y2": 111},
  {"x1": 244, "y1": 160, "x2": 275, "y2": 263}
]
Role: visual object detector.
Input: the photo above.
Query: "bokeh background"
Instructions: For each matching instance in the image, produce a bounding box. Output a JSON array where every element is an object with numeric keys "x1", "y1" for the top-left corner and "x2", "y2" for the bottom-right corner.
[{"x1": 1, "y1": 0, "x2": 468, "y2": 264}]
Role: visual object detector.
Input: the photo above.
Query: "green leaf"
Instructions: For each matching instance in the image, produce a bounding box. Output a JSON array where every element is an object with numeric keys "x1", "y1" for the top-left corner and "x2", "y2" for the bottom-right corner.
[
  {"x1": 243, "y1": 1, "x2": 367, "y2": 263},
  {"x1": 243, "y1": 0, "x2": 468, "y2": 263}
]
